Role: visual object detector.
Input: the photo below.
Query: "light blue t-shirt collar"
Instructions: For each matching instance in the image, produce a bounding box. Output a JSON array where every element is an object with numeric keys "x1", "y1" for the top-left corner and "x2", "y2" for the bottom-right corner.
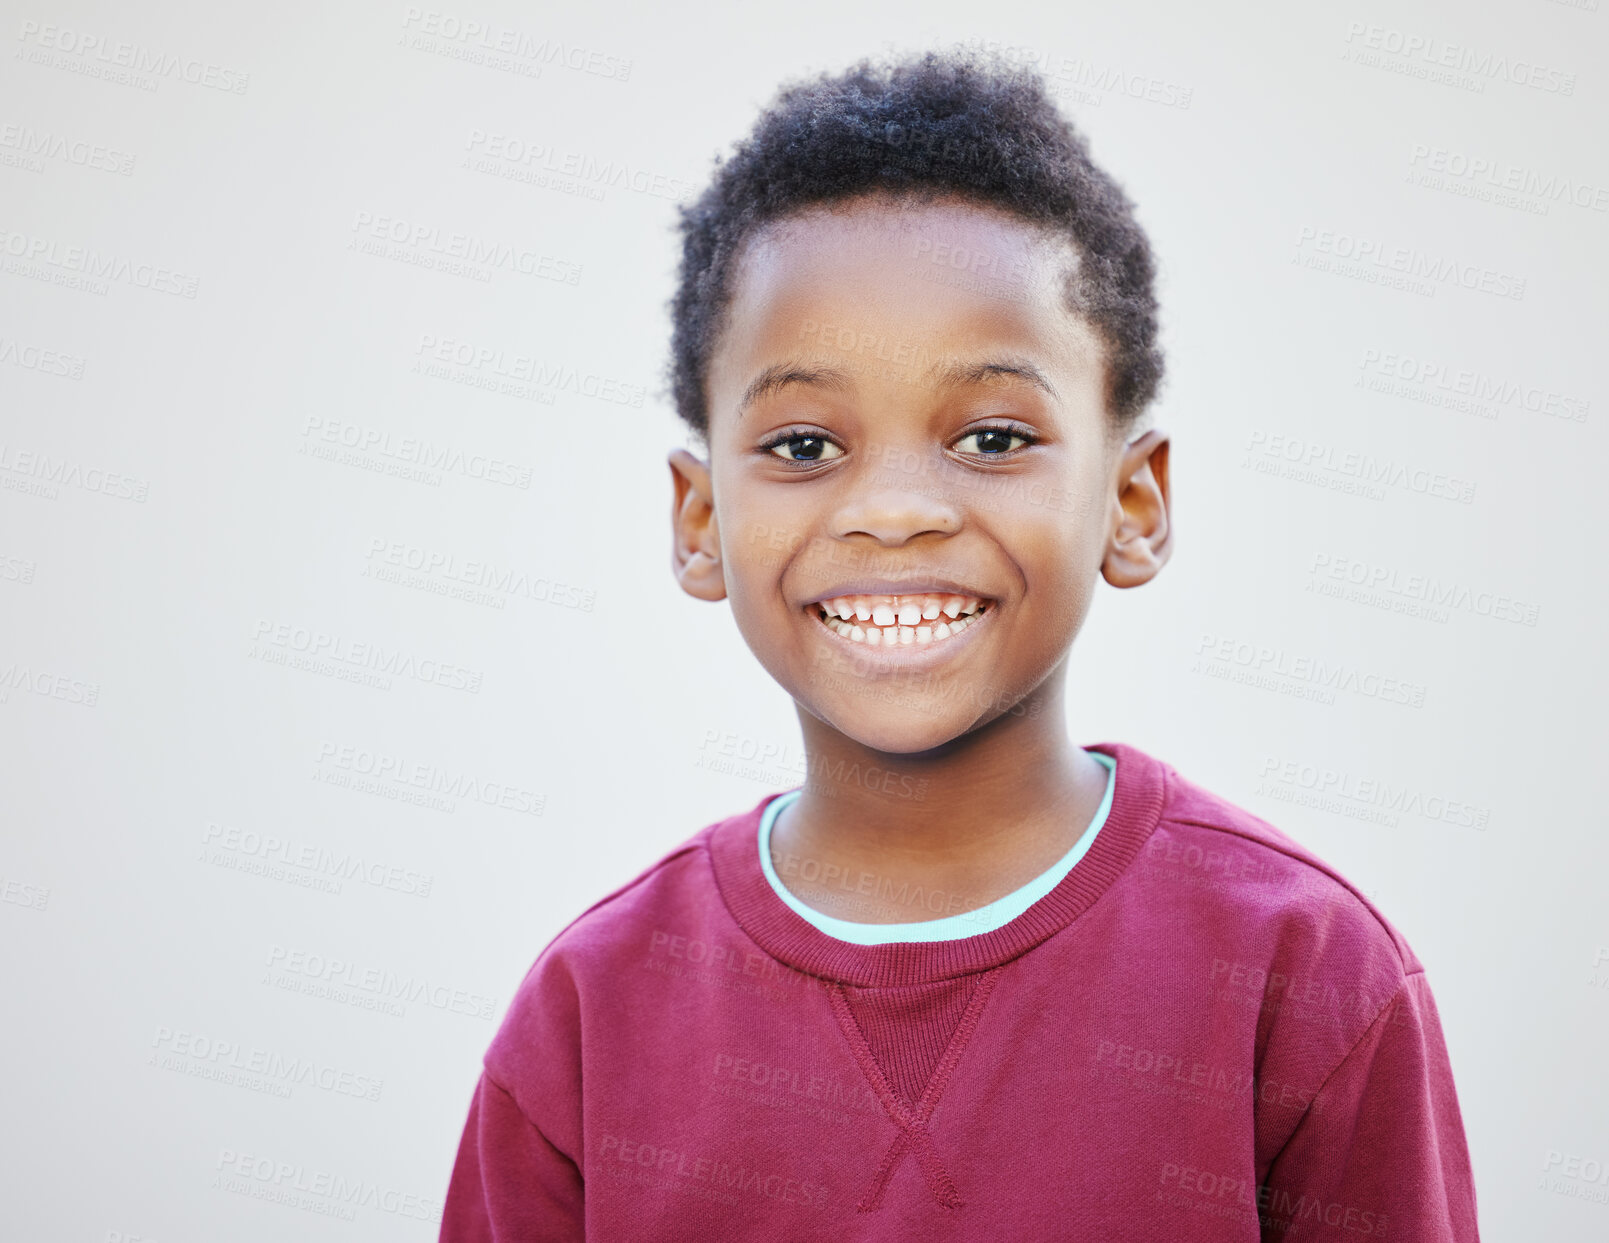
[{"x1": 757, "y1": 750, "x2": 1116, "y2": 945}]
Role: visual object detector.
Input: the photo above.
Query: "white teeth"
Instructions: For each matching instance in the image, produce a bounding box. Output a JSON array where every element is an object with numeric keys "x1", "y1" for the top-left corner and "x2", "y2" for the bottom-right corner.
[{"x1": 811, "y1": 592, "x2": 990, "y2": 649}]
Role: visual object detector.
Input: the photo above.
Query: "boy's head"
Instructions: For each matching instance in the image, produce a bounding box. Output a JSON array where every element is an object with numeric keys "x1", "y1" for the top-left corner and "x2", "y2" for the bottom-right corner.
[
  {"x1": 668, "y1": 48, "x2": 1172, "y2": 754},
  {"x1": 669, "y1": 47, "x2": 1164, "y2": 446}
]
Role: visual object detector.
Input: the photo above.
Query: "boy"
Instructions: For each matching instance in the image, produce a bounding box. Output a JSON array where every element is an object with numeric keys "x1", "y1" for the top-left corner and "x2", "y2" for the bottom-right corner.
[{"x1": 440, "y1": 49, "x2": 1479, "y2": 1241}]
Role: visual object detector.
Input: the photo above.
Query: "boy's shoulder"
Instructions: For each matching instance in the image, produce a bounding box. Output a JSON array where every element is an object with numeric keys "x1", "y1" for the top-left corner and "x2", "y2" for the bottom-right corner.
[
  {"x1": 488, "y1": 801, "x2": 757, "y2": 1015},
  {"x1": 481, "y1": 806, "x2": 749, "y2": 1110},
  {"x1": 526, "y1": 812, "x2": 736, "y2": 970},
  {"x1": 1144, "y1": 744, "x2": 1422, "y2": 977}
]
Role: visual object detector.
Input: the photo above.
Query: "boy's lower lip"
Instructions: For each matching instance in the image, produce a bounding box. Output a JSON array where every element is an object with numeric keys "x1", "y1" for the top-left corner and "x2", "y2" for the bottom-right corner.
[{"x1": 801, "y1": 601, "x2": 995, "y2": 671}]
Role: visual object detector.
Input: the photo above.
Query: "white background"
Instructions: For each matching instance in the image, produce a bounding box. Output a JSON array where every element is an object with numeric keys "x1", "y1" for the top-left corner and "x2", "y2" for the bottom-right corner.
[{"x1": 1, "y1": 0, "x2": 1605, "y2": 1238}]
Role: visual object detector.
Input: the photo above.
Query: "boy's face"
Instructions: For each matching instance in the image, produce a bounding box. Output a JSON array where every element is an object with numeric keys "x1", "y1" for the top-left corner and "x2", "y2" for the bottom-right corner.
[{"x1": 670, "y1": 195, "x2": 1170, "y2": 754}]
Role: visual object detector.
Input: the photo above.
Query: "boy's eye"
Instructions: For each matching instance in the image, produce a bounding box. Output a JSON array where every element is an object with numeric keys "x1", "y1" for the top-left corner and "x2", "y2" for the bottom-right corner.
[
  {"x1": 765, "y1": 434, "x2": 844, "y2": 462},
  {"x1": 955, "y1": 427, "x2": 1030, "y2": 455},
  {"x1": 761, "y1": 425, "x2": 1034, "y2": 463}
]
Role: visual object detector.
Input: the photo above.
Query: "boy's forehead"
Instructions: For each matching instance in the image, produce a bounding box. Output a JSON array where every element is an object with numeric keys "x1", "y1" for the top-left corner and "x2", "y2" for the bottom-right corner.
[
  {"x1": 740, "y1": 198, "x2": 1071, "y2": 298},
  {"x1": 712, "y1": 199, "x2": 1099, "y2": 403}
]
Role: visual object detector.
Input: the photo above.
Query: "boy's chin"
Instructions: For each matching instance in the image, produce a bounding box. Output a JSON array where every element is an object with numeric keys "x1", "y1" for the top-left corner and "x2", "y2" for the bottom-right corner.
[{"x1": 799, "y1": 695, "x2": 999, "y2": 756}]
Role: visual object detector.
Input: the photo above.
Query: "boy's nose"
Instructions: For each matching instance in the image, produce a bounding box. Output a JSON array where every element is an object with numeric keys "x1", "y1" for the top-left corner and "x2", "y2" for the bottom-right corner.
[{"x1": 827, "y1": 486, "x2": 963, "y2": 545}]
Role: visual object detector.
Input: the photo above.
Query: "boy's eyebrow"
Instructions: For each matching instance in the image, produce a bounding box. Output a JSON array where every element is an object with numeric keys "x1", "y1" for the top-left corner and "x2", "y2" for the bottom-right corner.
[
  {"x1": 737, "y1": 356, "x2": 1058, "y2": 419},
  {"x1": 928, "y1": 358, "x2": 1060, "y2": 402},
  {"x1": 738, "y1": 363, "x2": 855, "y2": 418}
]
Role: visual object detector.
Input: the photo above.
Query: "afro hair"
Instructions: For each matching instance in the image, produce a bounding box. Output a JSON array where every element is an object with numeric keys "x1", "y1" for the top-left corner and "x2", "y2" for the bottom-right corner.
[{"x1": 667, "y1": 46, "x2": 1164, "y2": 443}]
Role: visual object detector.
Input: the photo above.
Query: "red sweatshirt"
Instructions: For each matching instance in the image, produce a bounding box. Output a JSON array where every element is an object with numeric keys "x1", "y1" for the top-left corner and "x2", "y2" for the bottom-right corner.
[{"x1": 440, "y1": 742, "x2": 1479, "y2": 1241}]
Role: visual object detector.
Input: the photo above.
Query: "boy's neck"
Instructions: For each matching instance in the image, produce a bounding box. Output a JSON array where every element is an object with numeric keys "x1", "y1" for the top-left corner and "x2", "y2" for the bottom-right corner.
[{"x1": 771, "y1": 675, "x2": 1110, "y2": 925}]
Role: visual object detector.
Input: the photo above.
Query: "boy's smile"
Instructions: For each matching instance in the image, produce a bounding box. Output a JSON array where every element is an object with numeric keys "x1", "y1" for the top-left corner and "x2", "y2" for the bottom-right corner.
[{"x1": 670, "y1": 192, "x2": 1171, "y2": 916}]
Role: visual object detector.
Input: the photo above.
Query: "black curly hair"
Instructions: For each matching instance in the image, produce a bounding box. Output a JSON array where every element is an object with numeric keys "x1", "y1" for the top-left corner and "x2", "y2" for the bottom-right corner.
[{"x1": 667, "y1": 46, "x2": 1164, "y2": 445}]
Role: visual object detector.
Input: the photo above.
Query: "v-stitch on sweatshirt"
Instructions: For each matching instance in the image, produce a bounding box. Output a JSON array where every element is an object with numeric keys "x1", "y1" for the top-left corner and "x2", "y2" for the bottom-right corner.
[{"x1": 439, "y1": 742, "x2": 1480, "y2": 1241}]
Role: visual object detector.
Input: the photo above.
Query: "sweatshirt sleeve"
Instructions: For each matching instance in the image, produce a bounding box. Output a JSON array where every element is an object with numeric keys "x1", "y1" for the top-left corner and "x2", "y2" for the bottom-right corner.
[
  {"x1": 439, "y1": 1069, "x2": 585, "y2": 1242},
  {"x1": 1258, "y1": 970, "x2": 1479, "y2": 1241}
]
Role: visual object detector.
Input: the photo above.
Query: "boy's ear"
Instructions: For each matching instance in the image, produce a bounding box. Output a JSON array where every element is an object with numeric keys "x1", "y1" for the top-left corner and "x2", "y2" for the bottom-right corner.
[
  {"x1": 1102, "y1": 429, "x2": 1172, "y2": 589},
  {"x1": 668, "y1": 447, "x2": 727, "y2": 602}
]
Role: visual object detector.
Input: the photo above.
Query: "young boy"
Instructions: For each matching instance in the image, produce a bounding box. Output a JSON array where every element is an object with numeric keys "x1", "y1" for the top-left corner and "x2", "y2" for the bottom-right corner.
[{"x1": 440, "y1": 49, "x2": 1479, "y2": 1241}]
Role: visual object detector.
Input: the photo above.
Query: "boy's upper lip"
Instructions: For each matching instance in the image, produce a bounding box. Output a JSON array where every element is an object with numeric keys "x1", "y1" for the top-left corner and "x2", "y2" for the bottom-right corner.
[{"x1": 804, "y1": 576, "x2": 997, "y2": 606}]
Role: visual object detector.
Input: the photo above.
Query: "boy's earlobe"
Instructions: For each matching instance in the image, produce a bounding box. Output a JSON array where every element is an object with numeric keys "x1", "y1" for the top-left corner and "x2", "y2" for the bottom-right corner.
[
  {"x1": 668, "y1": 448, "x2": 727, "y2": 602},
  {"x1": 1101, "y1": 430, "x2": 1172, "y2": 589}
]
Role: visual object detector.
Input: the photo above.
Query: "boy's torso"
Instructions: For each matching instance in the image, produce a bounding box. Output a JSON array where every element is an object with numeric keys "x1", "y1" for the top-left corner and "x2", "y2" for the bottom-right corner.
[{"x1": 484, "y1": 742, "x2": 1421, "y2": 1241}]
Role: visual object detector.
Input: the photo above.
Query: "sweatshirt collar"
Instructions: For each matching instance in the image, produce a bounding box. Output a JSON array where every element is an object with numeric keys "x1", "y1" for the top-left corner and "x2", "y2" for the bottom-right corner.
[{"x1": 706, "y1": 741, "x2": 1168, "y2": 987}]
